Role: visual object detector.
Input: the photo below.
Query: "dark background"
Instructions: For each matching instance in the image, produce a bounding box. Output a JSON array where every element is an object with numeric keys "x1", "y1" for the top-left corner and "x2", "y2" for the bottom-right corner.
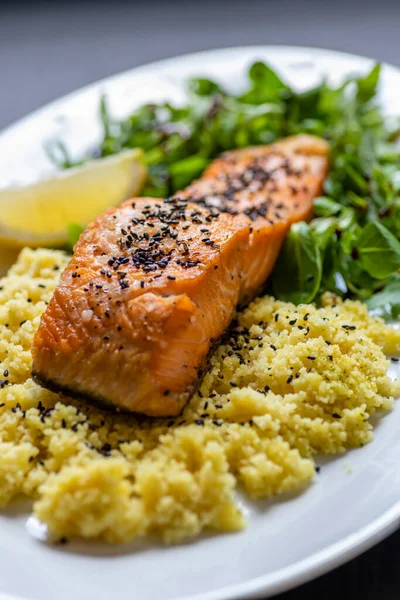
[
  {"x1": 0, "y1": 0, "x2": 399, "y2": 598},
  {"x1": 2, "y1": 0, "x2": 400, "y2": 131}
]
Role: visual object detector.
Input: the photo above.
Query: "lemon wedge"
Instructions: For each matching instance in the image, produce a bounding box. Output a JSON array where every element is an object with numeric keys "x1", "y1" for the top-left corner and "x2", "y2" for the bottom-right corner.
[{"x1": 0, "y1": 148, "x2": 147, "y2": 249}]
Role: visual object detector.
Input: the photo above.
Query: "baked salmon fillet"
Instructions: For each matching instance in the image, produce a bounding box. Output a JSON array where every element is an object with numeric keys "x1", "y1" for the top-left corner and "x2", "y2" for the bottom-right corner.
[{"x1": 32, "y1": 135, "x2": 329, "y2": 416}]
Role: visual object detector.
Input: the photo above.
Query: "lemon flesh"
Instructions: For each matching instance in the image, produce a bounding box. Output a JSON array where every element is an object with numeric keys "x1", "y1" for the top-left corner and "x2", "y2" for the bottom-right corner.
[{"x1": 0, "y1": 148, "x2": 147, "y2": 248}]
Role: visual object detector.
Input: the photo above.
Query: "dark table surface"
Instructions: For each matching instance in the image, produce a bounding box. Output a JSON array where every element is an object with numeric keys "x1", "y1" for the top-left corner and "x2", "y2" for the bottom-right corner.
[{"x1": 1, "y1": 0, "x2": 399, "y2": 598}]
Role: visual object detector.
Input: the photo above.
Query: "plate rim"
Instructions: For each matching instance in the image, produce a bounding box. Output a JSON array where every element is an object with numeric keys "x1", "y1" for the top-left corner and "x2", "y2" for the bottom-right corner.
[
  {"x1": 190, "y1": 504, "x2": 400, "y2": 600},
  {"x1": 0, "y1": 45, "x2": 399, "y2": 600},
  {"x1": 0, "y1": 43, "x2": 396, "y2": 145}
]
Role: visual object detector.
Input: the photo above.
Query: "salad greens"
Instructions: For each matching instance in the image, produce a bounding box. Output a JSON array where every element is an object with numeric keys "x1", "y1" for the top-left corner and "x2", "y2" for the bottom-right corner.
[
  {"x1": 271, "y1": 222, "x2": 322, "y2": 305},
  {"x1": 52, "y1": 61, "x2": 400, "y2": 318}
]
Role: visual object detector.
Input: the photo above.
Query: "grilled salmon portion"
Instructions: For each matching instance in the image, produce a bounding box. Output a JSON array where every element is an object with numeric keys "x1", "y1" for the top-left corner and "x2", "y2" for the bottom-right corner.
[{"x1": 32, "y1": 135, "x2": 329, "y2": 416}]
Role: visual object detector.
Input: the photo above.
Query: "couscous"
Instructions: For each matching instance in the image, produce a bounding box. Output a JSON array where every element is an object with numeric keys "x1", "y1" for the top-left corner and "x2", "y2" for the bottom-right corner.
[{"x1": 0, "y1": 248, "x2": 399, "y2": 543}]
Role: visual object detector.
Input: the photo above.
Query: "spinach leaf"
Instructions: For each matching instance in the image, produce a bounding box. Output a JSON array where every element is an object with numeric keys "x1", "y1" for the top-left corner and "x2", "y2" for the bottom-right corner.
[
  {"x1": 357, "y1": 221, "x2": 400, "y2": 279},
  {"x1": 271, "y1": 222, "x2": 322, "y2": 304}
]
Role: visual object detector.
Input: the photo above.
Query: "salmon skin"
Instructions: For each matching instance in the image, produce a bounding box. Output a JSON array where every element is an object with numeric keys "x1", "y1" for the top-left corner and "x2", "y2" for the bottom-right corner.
[{"x1": 32, "y1": 135, "x2": 329, "y2": 416}]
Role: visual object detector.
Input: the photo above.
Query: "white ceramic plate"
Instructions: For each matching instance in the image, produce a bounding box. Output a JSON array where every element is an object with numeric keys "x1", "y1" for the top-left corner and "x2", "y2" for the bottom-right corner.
[{"x1": 0, "y1": 46, "x2": 399, "y2": 600}]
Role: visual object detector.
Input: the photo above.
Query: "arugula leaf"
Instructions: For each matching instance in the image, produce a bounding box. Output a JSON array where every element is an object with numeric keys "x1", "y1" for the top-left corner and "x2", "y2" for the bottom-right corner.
[
  {"x1": 189, "y1": 78, "x2": 225, "y2": 97},
  {"x1": 249, "y1": 62, "x2": 288, "y2": 89},
  {"x1": 357, "y1": 221, "x2": 400, "y2": 279},
  {"x1": 239, "y1": 61, "x2": 289, "y2": 104},
  {"x1": 271, "y1": 222, "x2": 322, "y2": 304},
  {"x1": 357, "y1": 64, "x2": 381, "y2": 103}
]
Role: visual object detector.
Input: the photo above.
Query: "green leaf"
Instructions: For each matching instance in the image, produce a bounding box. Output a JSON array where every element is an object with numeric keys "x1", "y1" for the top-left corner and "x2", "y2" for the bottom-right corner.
[
  {"x1": 142, "y1": 164, "x2": 170, "y2": 197},
  {"x1": 168, "y1": 155, "x2": 209, "y2": 191},
  {"x1": 357, "y1": 64, "x2": 381, "y2": 103},
  {"x1": 239, "y1": 62, "x2": 289, "y2": 104},
  {"x1": 371, "y1": 165, "x2": 395, "y2": 206},
  {"x1": 336, "y1": 207, "x2": 357, "y2": 230},
  {"x1": 249, "y1": 62, "x2": 288, "y2": 89},
  {"x1": 366, "y1": 275, "x2": 400, "y2": 320},
  {"x1": 45, "y1": 139, "x2": 75, "y2": 169},
  {"x1": 143, "y1": 146, "x2": 165, "y2": 165},
  {"x1": 309, "y1": 217, "x2": 337, "y2": 252},
  {"x1": 357, "y1": 221, "x2": 400, "y2": 279},
  {"x1": 357, "y1": 128, "x2": 376, "y2": 175},
  {"x1": 343, "y1": 163, "x2": 369, "y2": 194},
  {"x1": 66, "y1": 223, "x2": 84, "y2": 252},
  {"x1": 188, "y1": 78, "x2": 224, "y2": 97},
  {"x1": 313, "y1": 197, "x2": 342, "y2": 217},
  {"x1": 271, "y1": 222, "x2": 322, "y2": 304},
  {"x1": 346, "y1": 191, "x2": 368, "y2": 210},
  {"x1": 340, "y1": 252, "x2": 377, "y2": 296},
  {"x1": 340, "y1": 222, "x2": 362, "y2": 254},
  {"x1": 380, "y1": 200, "x2": 400, "y2": 238},
  {"x1": 99, "y1": 94, "x2": 112, "y2": 139},
  {"x1": 319, "y1": 244, "x2": 347, "y2": 296}
]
